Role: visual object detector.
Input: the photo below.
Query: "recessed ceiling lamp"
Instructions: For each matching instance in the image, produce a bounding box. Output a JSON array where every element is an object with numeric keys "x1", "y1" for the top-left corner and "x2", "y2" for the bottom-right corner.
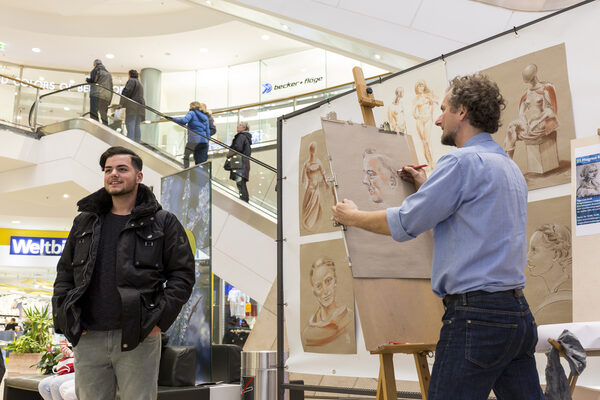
[
  {"x1": 199, "y1": 48, "x2": 208, "y2": 53},
  {"x1": 31, "y1": 48, "x2": 41, "y2": 53},
  {"x1": 205, "y1": 0, "x2": 212, "y2": 4},
  {"x1": 280, "y1": 23, "x2": 289, "y2": 31},
  {"x1": 106, "y1": 53, "x2": 115, "y2": 59},
  {"x1": 261, "y1": 34, "x2": 270, "y2": 41},
  {"x1": 63, "y1": 193, "x2": 70, "y2": 198},
  {"x1": 64, "y1": 107, "x2": 70, "y2": 111},
  {"x1": 374, "y1": 54, "x2": 381, "y2": 60},
  {"x1": 11, "y1": 220, "x2": 21, "y2": 224}
]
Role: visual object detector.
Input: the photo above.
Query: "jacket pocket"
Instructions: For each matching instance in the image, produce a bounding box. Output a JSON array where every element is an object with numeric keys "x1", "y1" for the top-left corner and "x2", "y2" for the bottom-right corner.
[
  {"x1": 134, "y1": 230, "x2": 164, "y2": 268},
  {"x1": 72, "y1": 230, "x2": 92, "y2": 266}
]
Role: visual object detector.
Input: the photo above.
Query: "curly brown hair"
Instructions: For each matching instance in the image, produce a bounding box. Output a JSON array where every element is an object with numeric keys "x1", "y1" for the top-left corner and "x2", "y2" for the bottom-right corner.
[{"x1": 447, "y1": 74, "x2": 506, "y2": 134}]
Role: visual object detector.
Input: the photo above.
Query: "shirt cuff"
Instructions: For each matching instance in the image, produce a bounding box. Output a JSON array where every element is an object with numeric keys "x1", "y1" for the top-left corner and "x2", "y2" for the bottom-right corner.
[{"x1": 386, "y1": 207, "x2": 415, "y2": 242}]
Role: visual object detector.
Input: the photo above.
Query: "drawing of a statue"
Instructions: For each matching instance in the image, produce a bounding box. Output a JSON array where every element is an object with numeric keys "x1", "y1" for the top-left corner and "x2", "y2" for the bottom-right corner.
[
  {"x1": 412, "y1": 80, "x2": 437, "y2": 168},
  {"x1": 302, "y1": 257, "x2": 352, "y2": 347},
  {"x1": 362, "y1": 148, "x2": 399, "y2": 205},
  {"x1": 576, "y1": 163, "x2": 600, "y2": 197},
  {"x1": 300, "y1": 141, "x2": 331, "y2": 231},
  {"x1": 505, "y1": 64, "x2": 559, "y2": 159},
  {"x1": 387, "y1": 87, "x2": 407, "y2": 133},
  {"x1": 527, "y1": 223, "x2": 572, "y2": 321}
]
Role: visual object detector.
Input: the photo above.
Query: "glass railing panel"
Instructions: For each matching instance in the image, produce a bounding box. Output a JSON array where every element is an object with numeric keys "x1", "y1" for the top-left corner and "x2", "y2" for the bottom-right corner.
[{"x1": 0, "y1": 78, "x2": 19, "y2": 124}]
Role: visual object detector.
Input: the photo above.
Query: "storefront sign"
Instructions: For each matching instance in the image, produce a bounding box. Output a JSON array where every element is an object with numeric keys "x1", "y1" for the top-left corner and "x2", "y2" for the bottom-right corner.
[
  {"x1": 9, "y1": 236, "x2": 67, "y2": 256},
  {"x1": 261, "y1": 76, "x2": 324, "y2": 95},
  {"x1": 0, "y1": 77, "x2": 123, "y2": 93}
]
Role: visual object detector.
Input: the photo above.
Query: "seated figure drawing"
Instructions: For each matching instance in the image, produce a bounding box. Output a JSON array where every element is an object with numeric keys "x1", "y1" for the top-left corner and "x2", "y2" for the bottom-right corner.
[
  {"x1": 387, "y1": 87, "x2": 407, "y2": 133},
  {"x1": 576, "y1": 163, "x2": 600, "y2": 197},
  {"x1": 362, "y1": 148, "x2": 400, "y2": 205},
  {"x1": 303, "y1": 257, "x2": 352, "y2": 347},
  {"x1": 300, "y1": 142, "x2": 331, "y2": 231},
  {"x1": 527, "y1": 223, "x2": 572, "y2": 319},
  {"x1": 505, "y1": 64, "x2": 559, "y2": 158}
]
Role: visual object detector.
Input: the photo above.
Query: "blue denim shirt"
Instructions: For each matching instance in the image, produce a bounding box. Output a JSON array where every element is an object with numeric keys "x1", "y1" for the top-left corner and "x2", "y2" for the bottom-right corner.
[{"x1": 386, "y1": 133, "x2": 527, "y2": 297}]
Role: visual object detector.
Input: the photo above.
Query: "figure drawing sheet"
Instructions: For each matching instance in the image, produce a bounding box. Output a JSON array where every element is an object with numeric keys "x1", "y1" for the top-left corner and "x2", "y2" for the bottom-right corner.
[
  {"x1": 375, "y1": 61, "x2": 451, "y2": 173},
  {"x1": 525, "y1": 196, "x2": 572, "y2": 325},
  {"x1": 300, "y1": 239, "x2": 356, "y2": 354},
  {"x1": 481, "y1": 43, "x2": 575, "y2": 190},
  {"x1": 299, "y1": 129, "x2": 340, "y2": 236},
  {"x1": 322, "y1": 119, "x2": 434, "y2": 279}
]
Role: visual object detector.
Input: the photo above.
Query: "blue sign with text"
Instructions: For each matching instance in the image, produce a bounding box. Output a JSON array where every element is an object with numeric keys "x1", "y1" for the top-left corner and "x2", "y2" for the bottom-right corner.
[{"x1": 10, "y1": 236, "x2": 67, "y2": 256}]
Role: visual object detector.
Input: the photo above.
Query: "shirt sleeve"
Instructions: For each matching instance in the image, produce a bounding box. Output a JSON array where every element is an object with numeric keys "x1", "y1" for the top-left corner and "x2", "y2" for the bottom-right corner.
[{"x1": 386, "y1": 154, "x2": 466, "y2": 242}]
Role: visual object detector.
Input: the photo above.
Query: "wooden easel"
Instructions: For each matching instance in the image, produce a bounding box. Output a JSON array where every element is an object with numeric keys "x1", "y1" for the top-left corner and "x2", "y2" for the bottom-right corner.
[
  {"x1": 352, "y1": 66, "x2": 383, "y2": 127},
  {"x1": 371, "y1": 343, "x2": 437, "y2": 400}
]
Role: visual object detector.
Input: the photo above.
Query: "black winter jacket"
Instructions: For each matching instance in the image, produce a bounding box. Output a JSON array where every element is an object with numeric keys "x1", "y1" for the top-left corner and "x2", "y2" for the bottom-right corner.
[
  {"x1": 52, "y1": 184, "x2": 195, "y2": 351},
  {"x1": 86, "y1": 63, "x2": 113, "y2": 102},
  {"x1": 228, "y1": 131, "x2": 252, "y2": 181},
  {"x1": 120, "y1": 77, "x2": 145, "y2": 117}
]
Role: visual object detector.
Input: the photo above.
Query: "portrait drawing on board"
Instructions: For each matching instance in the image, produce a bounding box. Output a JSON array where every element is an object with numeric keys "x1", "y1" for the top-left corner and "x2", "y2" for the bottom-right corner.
[
  {"x1": 322, "y1": 119, "x2": 433, "y2": 279},
  {"x1": 298, "y1": 130, "x2": 339, "y2": 236},
  {"x1": 576, "y1": 162, "x2": 600, "y2": 198},
  {"x1": 300, "y1": 239, "x2": 356, "y2": 354},
  {"x1": 482, "y1": 43, "x2": 575, "y2": 190},
  {"x1": 524, "y1": 196, "x2": 572, "y2": 325}
]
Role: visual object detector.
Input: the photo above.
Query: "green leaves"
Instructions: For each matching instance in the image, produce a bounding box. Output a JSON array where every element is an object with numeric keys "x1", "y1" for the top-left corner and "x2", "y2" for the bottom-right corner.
[{"x1": 6, "y1": 305, "x2": 53, "y2": 354}]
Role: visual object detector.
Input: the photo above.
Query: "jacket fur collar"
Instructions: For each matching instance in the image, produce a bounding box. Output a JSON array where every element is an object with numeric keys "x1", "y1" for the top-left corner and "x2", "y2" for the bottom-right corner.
[{"x1": 76, "y1": 183, "x2": 161, "y2": 218}]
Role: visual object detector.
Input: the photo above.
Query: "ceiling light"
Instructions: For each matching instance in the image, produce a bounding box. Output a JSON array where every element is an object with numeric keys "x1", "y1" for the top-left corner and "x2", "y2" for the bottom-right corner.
[
  {"x1": 39, "y1": 76, "x2": 44, "y2": 81},
  {"x1": 374, "y1": 54, "x2": 381, "y2": 60},
  {"x1": 11, "y1": 220, "x2": 21, "y2": 224},
  {"x1": 63, "y1": 193, "x2": 70, "y2": 198},
  {"x1": 199, "y1": 48, "x2": 208, "y2": 53},
  {"x1": 205, "y1": 0, "x2": 212, "y2": 4},
  {"x1": 281, "y1": 24, "x2": 289, "y2": 31},
  {"x1": 31, "y1": 48, "x2": 41, "y2": 53},
  {"x1": 261, "y1": 34, "x2": 270, "y2": 41},
  {"x1": 63, "y1": 107, "x2": 70, "y2": 111},
  {"x1": 106, "y1": 53, "x2": 115, "y2": 59}
]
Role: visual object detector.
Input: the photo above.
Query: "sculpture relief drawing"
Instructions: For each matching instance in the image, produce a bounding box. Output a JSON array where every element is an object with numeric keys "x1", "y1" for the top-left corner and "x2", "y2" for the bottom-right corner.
[
  {"x1": 298, "y1": 130, "x2": 339, "y2": 236},
  {"x1": 300, "y1": 239, "x2": 356, "y2": 354}
]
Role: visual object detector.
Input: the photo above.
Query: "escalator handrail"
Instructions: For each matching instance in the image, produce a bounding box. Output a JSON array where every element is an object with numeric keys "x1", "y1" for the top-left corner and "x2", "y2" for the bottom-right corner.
[{"x1": 28, "y1": 83, "x2": 277, "y2": 173}]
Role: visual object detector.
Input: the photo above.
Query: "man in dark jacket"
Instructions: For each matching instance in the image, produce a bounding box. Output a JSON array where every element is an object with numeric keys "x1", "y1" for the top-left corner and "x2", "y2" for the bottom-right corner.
[
  {"x1": 86, "y1": 59, "x2": 113, "y2": 126},
  {"x1": 53, "y1": 146, "x2": 195, "y2": 400},
  {"x1": 120, "y1": 69, "x2": 145, "y2": 142},
  {"x1": 228, "y1": 121, "x2": 252, "y2": 202}
]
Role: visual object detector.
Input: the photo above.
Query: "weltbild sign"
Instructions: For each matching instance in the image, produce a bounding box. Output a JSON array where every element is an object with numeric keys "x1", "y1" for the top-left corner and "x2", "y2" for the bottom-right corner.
[{"x1": 10, "y1": 236, "x2": 67, "y2": 256}]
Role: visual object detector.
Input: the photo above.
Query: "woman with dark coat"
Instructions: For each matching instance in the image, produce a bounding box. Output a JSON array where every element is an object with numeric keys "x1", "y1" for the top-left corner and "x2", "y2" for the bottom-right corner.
[
  {"x1": 172, "y1": 101, "x2": 210, "y2": 167},
  {"x1": 119, "y1": 69, "x2": 145, "y2": 143},
  {"x1": 228, "y1": 121, "x2": 252, "y2": 202}
]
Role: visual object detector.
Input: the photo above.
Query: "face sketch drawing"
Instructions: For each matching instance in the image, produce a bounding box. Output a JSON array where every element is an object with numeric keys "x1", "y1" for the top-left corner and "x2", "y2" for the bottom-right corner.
[
  {"x1": 412, "y1": 80, "x2": 438, "y2": 169},
  {"x1": 362, "y1": 149, "x2": 399, "y2": 205},
  {"x1": 387, "y1": 87, "x2": 407, "y2": 133},
  {"x1": 505, "y1": 64, "x2": 559, "y2": 159},
  {"x1": 300, "y1": 141, "x2": 333, "y2": 231},
  {"x1": 576, "y1": 163, "x2": 600, "y2": 198},
  {"x1": 527, "y1": 223, "x2": 572, "y2": 315},
  {"x1": 302, "y1": 257, "x2": 352, "y2": 347}
]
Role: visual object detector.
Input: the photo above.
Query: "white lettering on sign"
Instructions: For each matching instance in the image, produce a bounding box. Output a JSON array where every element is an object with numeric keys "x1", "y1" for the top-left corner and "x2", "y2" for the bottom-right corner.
[{"x1": 10, "y1": 236, "x2": 67, "y2": 256}]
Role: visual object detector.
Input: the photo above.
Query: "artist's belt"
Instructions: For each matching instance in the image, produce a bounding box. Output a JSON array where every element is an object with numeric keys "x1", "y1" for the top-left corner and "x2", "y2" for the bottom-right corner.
[{"x1": 443, "y1": 288, "x2": 524, "y2": 305}]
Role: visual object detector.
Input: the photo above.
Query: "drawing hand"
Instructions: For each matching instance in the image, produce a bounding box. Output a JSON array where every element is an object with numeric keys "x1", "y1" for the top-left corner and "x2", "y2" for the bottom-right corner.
[
  {"x1": 400, "y1": 166, "x2": 427, "y2": 190},
  {"x1": 331, "y1": 199, "x2": 358, "y2": 226}
]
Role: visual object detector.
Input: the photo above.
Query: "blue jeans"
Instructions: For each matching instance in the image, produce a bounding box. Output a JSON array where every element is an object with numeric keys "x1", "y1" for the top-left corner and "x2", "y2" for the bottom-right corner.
[
  {"x1": 125, "y1": 114, "x2": 142, "y2": 143},
  {"x1": 428, "y1": 291, "x2": 544, "y2": 400},
  {"x1": 73, "y1": 330, "x2": 161, "y2": 400},
  {"x1": 183, "y1": 142, "x2": 208, "y2": 168}
]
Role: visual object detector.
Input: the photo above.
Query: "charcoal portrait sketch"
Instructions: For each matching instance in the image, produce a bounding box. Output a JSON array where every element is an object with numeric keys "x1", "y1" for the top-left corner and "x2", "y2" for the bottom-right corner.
[{"x1": 576, "y1": 162, "x2": 600, "y2": 197}]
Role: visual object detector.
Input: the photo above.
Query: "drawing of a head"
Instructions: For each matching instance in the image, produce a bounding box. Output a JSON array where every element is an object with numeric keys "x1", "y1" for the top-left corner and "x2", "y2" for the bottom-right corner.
[
  {"x1": 395, "y1": 87, "x2": 404, "y2": 99},
  {"x1": 308, "y1": 141, "x2": 317, "y2": 156},
  {"x1": 580, "y1": 163, "x2": 600, "y2": 184},
  {"x1": 362, "y1": 148, "x2": 399, "y2": 204},
  {"x1": 527, "y1": 223, "x2": 571, "y2": 277},
  {"x1": 522, "y1": 64, "x2": 539, "y2": 84},
  {"x1": 310, "y1": 257, "x2": 337, "y2": 309},
  {"x1": 414, "y1": 80, "x2": 431, "y2": 95}
]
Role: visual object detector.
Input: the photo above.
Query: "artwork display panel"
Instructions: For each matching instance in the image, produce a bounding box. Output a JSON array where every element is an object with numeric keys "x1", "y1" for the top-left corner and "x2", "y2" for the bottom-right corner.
[
  {"x1": 322, "y1": 119, "x2": 434, "y2": 279},
  {"x1": 298, "y1": 129, "x2": 340, "y2": 236},
  {"x1": 481, "y1": 43, "x2": 576, "y2": 190},
  {"x1": 300, "y1": 239, "x2": 356, "y2": 354},
  {"x1": 161, "y1": 164, "x2": 212, "y2": 383},
  {"x1": 375, "y1": 61, "x2": 452, "y2": 173},
  {"x1": 525, "y1": 195, "x2": 572, "y2": 325}
]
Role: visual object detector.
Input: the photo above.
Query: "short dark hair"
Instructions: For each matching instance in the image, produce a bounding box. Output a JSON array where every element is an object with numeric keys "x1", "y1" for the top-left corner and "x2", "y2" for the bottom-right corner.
[
  {"x1": 447, "y1": 74, "x2": 505, "y2": 134},
  {"x1": 99, "y1": 146, "x2": 143, "y2": 171},
  {"x1": 129, "y1": 69, "x2": 139, "y2": 78}
]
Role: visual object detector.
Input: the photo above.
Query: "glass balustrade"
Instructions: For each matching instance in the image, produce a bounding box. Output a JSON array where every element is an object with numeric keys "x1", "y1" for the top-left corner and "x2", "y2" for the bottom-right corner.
[{"x1": 0, "y1": 74, "x2": 41, "y2": 128}]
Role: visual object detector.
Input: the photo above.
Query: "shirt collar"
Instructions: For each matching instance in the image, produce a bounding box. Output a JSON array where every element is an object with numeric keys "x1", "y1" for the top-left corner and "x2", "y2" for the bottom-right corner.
[{"x1": 462, "y1": 132, "x2": 492, "y2": 148}]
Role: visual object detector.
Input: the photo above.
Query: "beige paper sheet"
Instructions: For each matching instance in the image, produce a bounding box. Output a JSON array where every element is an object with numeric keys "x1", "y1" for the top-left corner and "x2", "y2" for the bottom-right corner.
[
  {"x1": 322, "y1": 119, "x2": 434, "y2": 278},
  {"x1": 481, "y1": 43, "x2": 575, "y2": 190},
  {"x1": 525, "y1": 196, "x2": 573, "y2": 325},
  {"x1": 298, "y1": 129, "x2": 340, "y2": 236},
  {"x1": 300, "y1": 239, "x2": 357, "y2": 354},
  {"x1": 354, "y1": 279, "x2": 443, "y2": 351}
]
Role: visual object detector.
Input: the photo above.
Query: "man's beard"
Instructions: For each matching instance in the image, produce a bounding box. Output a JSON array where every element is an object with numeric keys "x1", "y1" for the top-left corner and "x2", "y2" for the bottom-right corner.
[{"x1": 441, "y1": 129, "x2": 457, "y2": 147}]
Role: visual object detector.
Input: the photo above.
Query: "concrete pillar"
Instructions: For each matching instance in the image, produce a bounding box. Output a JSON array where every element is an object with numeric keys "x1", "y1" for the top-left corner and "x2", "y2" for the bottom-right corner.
[{"x1": 140, "y1": 68, "x2": 162, "y2": 145}]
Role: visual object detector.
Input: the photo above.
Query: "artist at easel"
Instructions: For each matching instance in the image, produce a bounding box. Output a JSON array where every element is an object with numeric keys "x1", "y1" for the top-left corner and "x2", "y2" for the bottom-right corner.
[{"x1": 332, "y1": 74, "x2": 545, "y2": 400}]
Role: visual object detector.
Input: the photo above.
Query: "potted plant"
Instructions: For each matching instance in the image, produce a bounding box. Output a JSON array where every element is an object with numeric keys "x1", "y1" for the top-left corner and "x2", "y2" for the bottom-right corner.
[{"x1": 6, "y1": 305, "x2": 53, "y2": 376}]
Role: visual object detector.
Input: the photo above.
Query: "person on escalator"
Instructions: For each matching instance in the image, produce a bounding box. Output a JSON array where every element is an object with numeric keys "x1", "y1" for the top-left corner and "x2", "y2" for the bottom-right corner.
[
  {"x1": 119, "y1": 69, "x2": 145, "y2": 143},
  {"x1": 170, "y1": 101, "x2": 210, "y2": 168},
  {"x1": 228, "y1": 121, "x2": 252, "y2": 202},
  {"x1": 86, "y1": 59, "x2": 113, "y2": 126}
]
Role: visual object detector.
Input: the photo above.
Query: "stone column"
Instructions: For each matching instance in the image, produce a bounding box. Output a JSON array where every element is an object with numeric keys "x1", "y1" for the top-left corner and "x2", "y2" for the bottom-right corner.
[{"x1": 140, "y1": 68, "x2": 162, "y2": 145}]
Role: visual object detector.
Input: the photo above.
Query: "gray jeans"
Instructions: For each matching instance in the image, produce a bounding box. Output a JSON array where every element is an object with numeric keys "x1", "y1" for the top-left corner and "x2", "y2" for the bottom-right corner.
[{"x1": 73, "y1": 330, "x2": 161, "y2": 400}]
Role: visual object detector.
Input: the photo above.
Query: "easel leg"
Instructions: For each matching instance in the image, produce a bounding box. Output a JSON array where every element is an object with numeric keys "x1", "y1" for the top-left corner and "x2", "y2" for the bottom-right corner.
[
  {"x1": 414, "y1": 352, "x2": 431, "y2": 400},
  {"x1": 377, "y1": 354, "x2": 397, "y2": 400}
]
